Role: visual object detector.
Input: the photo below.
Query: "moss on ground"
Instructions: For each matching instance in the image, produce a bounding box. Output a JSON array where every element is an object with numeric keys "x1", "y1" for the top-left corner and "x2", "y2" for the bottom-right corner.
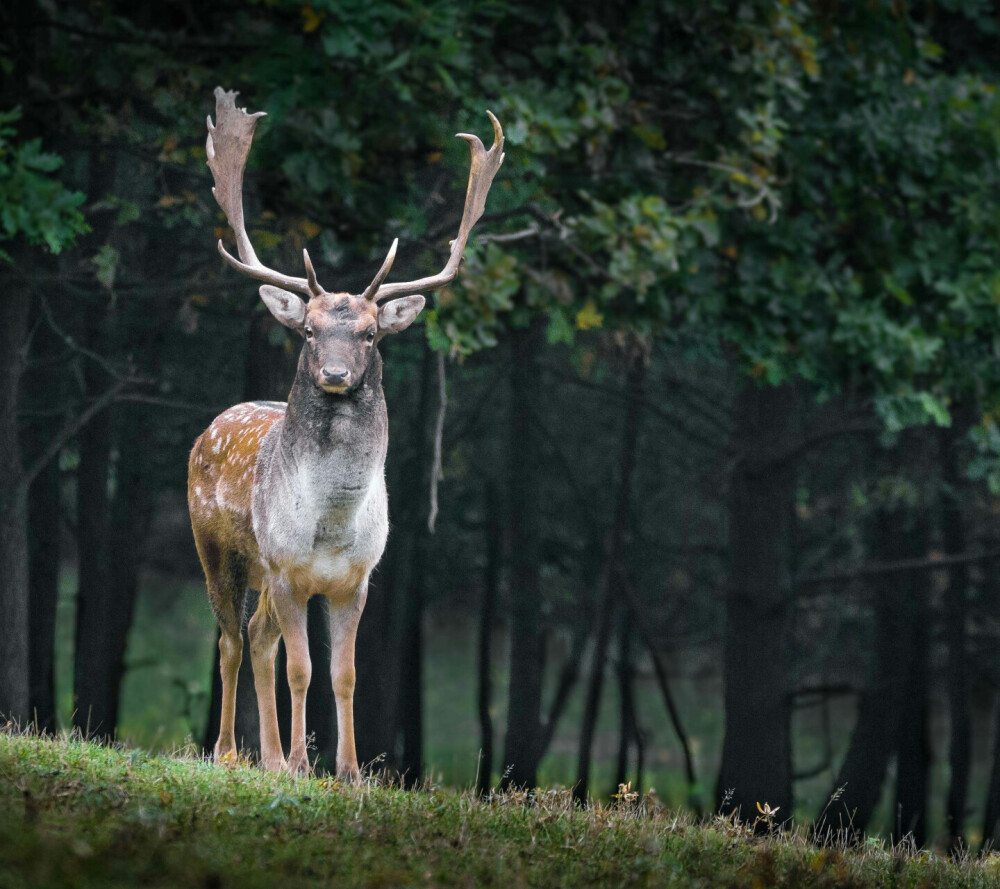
[{"x1": 1, "y1": 733, "x2": 998, "y2": 888}]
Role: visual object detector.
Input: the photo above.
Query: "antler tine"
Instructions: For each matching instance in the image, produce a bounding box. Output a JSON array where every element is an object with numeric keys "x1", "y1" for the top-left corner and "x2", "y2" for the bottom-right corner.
[
  {"x1": 206, "y1": 87, "x2": 314, "y2": 297},
  {"x1": 361, "y1": 238, "x2": 398, "y2": 301},
  {"x1": 302, "y1": 248, "x2": 324, "y2": 296},
  {"x1": 370, "y1": 111, "x2": 505, "y2": 302}
]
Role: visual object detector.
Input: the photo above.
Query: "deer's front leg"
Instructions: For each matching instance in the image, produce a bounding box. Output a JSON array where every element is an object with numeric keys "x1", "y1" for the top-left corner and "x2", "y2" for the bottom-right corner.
[
  {"x1": 328, "y1": 586, "x2": 367, "y2": 783},
  {"x1": 248, "y1": 592, "x2": 285, "y2": 772},
  {"x1": 270, "y1": 583, "x2": 312, "y2": 775}
]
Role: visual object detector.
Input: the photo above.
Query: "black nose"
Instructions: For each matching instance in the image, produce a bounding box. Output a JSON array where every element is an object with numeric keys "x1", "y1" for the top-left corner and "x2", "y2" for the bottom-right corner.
[{"x1": 321, "y1": 365, "x2": 350, "y2": 386}]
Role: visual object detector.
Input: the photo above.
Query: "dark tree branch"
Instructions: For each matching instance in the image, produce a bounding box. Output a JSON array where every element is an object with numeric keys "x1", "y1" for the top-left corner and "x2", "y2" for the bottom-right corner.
[
  {"x1": 796, "y1": 549, "x2": 1000, "y2": 591},
  {"x1": 19, "y1": 376, "x2": 132, "y2": 493}
]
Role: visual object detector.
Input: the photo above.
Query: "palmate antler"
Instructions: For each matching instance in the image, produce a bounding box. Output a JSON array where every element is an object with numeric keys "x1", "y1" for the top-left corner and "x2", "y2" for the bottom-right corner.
[
  {"x1": 207, "y1": 88, "x2": 323, "y2": 298},
  {"x1": 362, "y1": 111, "x2": 505, "y2": 302},
  {"x1": 206, "y1": 87, "x2": 504, "y2": 302}
]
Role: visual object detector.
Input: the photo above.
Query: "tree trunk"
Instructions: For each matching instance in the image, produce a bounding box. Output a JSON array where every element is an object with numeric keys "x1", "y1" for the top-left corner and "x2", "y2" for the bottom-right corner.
[
  {"x1": 501, "y1": 323, "x2": 546, "y2": 790},
  {"x1": 716, "y1": 382, "x2": 798, "y2": 823},
  {"x1": 892, "y1": 515, "x2": 932, "y2": 848},
  {"x1": 24, "y1": 292, "x2": 64, "y2": 733},
  {"x1": 575, "y1": 576, "x2": 616, "y2": 804},
  {"x1": 396, "y1": 544, "x2": 426, "y2": 786},
  {"x1": 27, "y1": 445, "x2": 61, "y2": 732},
  {"x1": 940, "y1": 421, "x2": 971, "y2": 852},
  {"x1": 70, "y1": 149, "x2": 122, "y2": 739},
  {"x1": 614, "y1": 607, "x2": 637, "y2": 794},
  {"x1": 356, "y1": 338, "x2": 433, "y2": 779},
  {"x1": 574, "y1": 344, "x2": 646, "y2": 804},
  {"x1": 982, "y1": 678, "x2": 1000, "y2": 851},
  {"x1": 0, "y1": 291, "x2": 32, "y2": 722},
  {"x1": 816, "y1": 487, "x2": 922, "y2": 841},
  {"x1": 476, "y1": 481, "x2": 501, "y2": 795},
  {"x1": 72, "y1": 297, "x2": 116, "y2": 738},
  {"x1": 391, "y1": 342, "x2": 435, "y2": 787},
  {"x1": 354, "y1": 562, "x2": 397, "y2": 767}
]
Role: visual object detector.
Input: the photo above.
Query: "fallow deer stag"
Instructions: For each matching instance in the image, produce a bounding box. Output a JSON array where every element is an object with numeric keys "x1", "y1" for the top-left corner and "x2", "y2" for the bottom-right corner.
[{"x1": 189, "y1": 87, "x2": 503, "y2": 780}]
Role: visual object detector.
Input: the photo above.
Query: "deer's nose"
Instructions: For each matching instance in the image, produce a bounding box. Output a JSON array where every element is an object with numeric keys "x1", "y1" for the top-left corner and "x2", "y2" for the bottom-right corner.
[{"x1": 321, "y1": 365, "x2": 351, "y2": 386}]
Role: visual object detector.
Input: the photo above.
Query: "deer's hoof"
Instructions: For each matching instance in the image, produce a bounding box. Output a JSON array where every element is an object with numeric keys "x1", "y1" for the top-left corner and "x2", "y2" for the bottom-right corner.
[
  {"x1": 337, "y1": 764, "x2": 362, "y2": 786},
  {"x1": 261, "y1": 755, "x2": 287, "y2": 773},
  {"x1": 213, "y1": 743, "x2": 239, "y2": 766},
  {"x1": 286, "y1": 750, "x2": 311, "y2": 776}
]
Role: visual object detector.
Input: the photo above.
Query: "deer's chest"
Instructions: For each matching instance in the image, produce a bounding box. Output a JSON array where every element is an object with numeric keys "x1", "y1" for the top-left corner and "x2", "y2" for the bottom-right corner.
[{"x1": 252, "y1": 435, "x2": 388, "y2": 595}]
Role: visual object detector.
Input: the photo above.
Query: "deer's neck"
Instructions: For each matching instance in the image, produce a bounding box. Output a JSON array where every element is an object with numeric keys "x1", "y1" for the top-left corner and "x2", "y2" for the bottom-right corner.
[{"x1": 279, "y1": 350, "x2": 388, "y2": 468}]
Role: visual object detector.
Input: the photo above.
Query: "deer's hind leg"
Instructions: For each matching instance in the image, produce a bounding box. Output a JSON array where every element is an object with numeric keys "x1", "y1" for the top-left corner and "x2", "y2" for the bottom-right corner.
[{"x1": 196, "y1": 535, "x2": 248, "y2": 763}]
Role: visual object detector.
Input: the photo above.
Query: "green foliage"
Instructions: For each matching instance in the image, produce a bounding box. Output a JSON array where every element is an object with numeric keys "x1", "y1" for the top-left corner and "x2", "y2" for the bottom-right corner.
[
  {"x1": 26, "y1": 1, "x2": 1000, "y2": 440},
  {"x1": 3, "y1": 734, "x2": 999, "y2": 889},
  {"x1": 0, "y1": 109, "x2": 88, "y2": 257}
]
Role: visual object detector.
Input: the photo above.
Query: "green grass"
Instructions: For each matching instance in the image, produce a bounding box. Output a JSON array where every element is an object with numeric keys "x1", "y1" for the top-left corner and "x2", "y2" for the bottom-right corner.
[{"x1": 1, "y1": 733, "x2": 998, "y2": 889}]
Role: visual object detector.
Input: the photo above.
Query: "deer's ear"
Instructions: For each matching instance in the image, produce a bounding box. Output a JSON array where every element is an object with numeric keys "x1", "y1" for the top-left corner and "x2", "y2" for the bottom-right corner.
[
  {"x1": 378, "y1": 295, "x2": 425, "y2": 335},
  {"x1": 259, "y1": 286, "x2": 307, "y2": 331}
]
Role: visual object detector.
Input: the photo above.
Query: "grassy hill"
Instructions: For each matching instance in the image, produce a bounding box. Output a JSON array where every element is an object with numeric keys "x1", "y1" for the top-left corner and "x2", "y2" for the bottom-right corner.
[{"x1": 1, "y1": 733, "x2": 998, "y2": 888}]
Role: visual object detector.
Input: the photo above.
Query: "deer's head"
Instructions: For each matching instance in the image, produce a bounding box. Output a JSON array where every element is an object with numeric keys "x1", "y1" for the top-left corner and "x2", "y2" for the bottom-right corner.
[
  {"x1": 259, "y1": 286, "x2": 424, "y2": 394},
  {"x1": 205, "y1": 87, "x2": 504, "y2": 396}
]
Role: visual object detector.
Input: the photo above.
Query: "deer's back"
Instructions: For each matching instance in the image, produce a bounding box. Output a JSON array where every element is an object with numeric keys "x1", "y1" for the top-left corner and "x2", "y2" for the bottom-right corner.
[{"x1": 188, "y1": 401, "x2": 286, "y2": 585}]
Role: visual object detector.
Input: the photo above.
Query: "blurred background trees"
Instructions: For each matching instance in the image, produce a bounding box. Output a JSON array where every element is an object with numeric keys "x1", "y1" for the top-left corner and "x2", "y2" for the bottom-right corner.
[{"x1": 5, "y1": 0, "x2": 1000, "y2": 848}]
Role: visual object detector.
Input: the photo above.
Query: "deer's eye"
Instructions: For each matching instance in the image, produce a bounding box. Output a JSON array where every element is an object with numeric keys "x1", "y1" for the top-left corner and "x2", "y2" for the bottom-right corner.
[
  {"x1": 305, "y1": 326, "x2": 314, "y2": 339},
  {"x1": 366, "y1": 330, "x2": 376, "y2": 343}
]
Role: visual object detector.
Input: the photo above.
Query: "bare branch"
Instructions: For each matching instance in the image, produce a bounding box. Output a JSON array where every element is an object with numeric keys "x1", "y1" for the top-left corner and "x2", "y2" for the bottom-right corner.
[
  {"x1": 427, "y1": 350, "x2": 447, "y2": 533},
  {"x1": 619, "y1": 570, "x2": 700, "y2": 811},
  {"x1": 19, "y1": 376, "x2": 132, "y2": 493},
  {"x1": 796, "y1": 548, "x2": 1000, "y2": 592},
  {"x1": 37, "y1": 295, "x2": 122, "y2": 378}
]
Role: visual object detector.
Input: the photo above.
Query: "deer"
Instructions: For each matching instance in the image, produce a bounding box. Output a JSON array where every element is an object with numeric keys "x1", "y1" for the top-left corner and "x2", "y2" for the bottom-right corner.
[{"x1": 188, "y1": 87, "x2": 503, "y2": 781}]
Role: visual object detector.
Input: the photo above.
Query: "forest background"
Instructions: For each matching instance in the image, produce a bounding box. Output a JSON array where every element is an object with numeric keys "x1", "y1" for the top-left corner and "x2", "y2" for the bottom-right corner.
[{"x1": 4, "y1": 0, "x2": 1000, "y2": 852}]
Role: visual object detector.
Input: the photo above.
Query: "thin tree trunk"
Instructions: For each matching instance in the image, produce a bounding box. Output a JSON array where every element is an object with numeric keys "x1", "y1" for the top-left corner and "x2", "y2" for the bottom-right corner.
[
  {"x1": 574, "y1": 344, "x2": 646, "y2": 804},
  {"x1": 354, "y1": 563, "x2": 396, "y2": 768},
  {"x1": 0, "y1": 291, "x2": 32, "y2": 722},
  {"x1": 388, "y1": 339, "x2": 434, "y2": 785},
  {"x1": 575, "y1": 578, "x2": 616, "y2": 804},
  {"x1": 27, "y1": 443, "x2": 60, "y2": 733},
  {"x1": 893, "y1": 515, "x2": 932, "y2": 848},
  {"x1": 397, "y1": 545, "x2": 426, "y2": 787},
  {"x1": 70, "y1": 148, "x2": 122, "y2": 739},
  {"x1": 614, "y1": 607, "x2": 636, "y2": 794},
  {"x1": 355, "y1": 340, "x2": 432, "y2": 776},
  {"x1": 982, "y1": 677, "x2": 1000, "y2": 851},
  {"x1": 502, "y1": 322, "x2": 545, "y2": 790},
  {"x1": 71, "y1": 296, "x2": 116, "y2": 738},
  {"x1": 477, "y1": 481, "x2": 500, "y2": 795},
  {"x1": 24, "y1": 291, "x2": 63, "y2": 733},
  {"x1": 940, "y1": 421, "x2": 971, "y2": 852},
  {"x1": 305, "y1": 597, "x2": 336, "y2": 768},
  {"x1": 716, "y1": 382, "x2": 798, "y2": 823}
]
